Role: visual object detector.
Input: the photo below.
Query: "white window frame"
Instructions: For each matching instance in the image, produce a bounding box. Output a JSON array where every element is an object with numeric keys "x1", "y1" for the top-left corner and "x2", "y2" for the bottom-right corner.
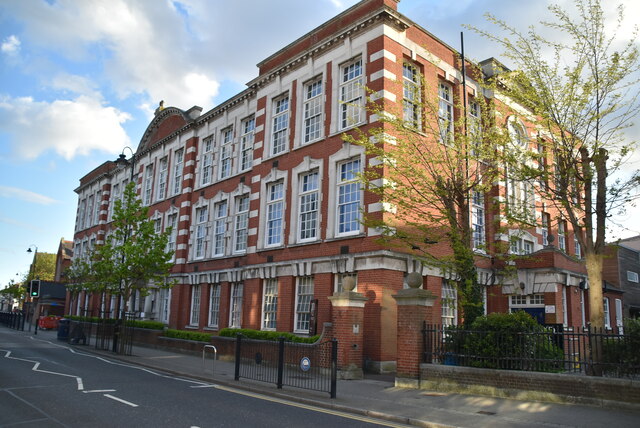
[
  {"x1": 441, "y1": 280, "x2": 458, "y2": 326},
  {"x1": 604, "y1": 297, "x2": 611, "y2": 329},
  {"x1": 558, "y1": 221, "x2": 566, "y2": 252},
  {"x1": 303, "y1": 78, "x2": 323, "y2": 143},
  {"x1": 271, "y1": 95, "x2": 289, "y2": 156},
  {"x1": 172, "y1": 148, "x2": 184, "y2": 196},
  {"x1": 298, "y1": 170, "x2": 319, "y2": 242},
  {"x1": 580, "y1": 289, "x2": 586, "y2": 328},
  {"x1": 201, "y1": 137, "x2": 214, "y2": 186},
  {"x1": 219, "y1": 128, "x2": 233, "y2": 179},
  {"x1": 212, "y1": 200, "x2": 227, "y2": 257},
  {"x1": 403, "y1": 63, "x2": 421, "y2": 128},
  {"x1": 627, "y1": 270, "x2": 639, "y2": 283},
  {"x1": 110, "y1": 184, "x2": 120, "y2": 221},
  {"x1": 208, "y1": 284, "x2": 221, "y2": 329},
  {"x1": 265, "y1": 181, "x2": 284, "y2": 247},
  {"x1": 157, "y1": 156, "x2": 168, "y2": 200},
  {"x1": 166, "y1": 212, "x2": 178, "y2": 260},
  {"x1": 615, "y1": 298, "x2": 623, "y2": 334},
  {"x1": 468, "y1": 99, "x2": 481, "y2": 153},
  {"x1": 143, "y1": 164, "x2": 154, "y2": 206},
  {"x1": 294, "y1": 276, "x2": 314, "y2": 333},
  {"x1": 194, "y1": 206, "x2": 209, "y2": 260},
  {"x1": 541, "y1": 212, "x2": 549, "y2": 246},
  {"x1": 240, "y1": 117, "x2": 255, "y2": 171},
  {"x1": 93, "y1": 191, "x2": 101, "y2": 225},
  {"x1": 189, "y1": 285, "x2": 201, "y2": 326},
  {"x1": 86, "y1": 195, "x2": 93, "y2": 228},
  {"x1": 508, "y1": 117, "x2": 528, "y2": 149},
  {"x1": 510, "y1": 294, "x2": 544, "y2": 308},
  {"x1": 261, "y1": 279, "x2": 278, "y2": 331},
  {"x1": 159, "y1": 288, "x2": 170, "y2": 324},
  {"x1": 438, "y1": 82, "x2": 453, "y2": 143},
  {"x1": 233, "y1": 194, "x2": 249, "y2": 253},
  {"x1": 574, "y1": 236, "x2": 582, "y2": 258},
  {"x1": 471, "y1": 190, "x2": 485, "y2": 251},
  {"x1": 229, "y1": 283, "x2": 243, "y2": 328},
  {"x1": 339, "y1": 58, "x2": 363, "y2": 130},
  {"x1": 336, "y1": 158, "x2": 361, "y2": 236}
]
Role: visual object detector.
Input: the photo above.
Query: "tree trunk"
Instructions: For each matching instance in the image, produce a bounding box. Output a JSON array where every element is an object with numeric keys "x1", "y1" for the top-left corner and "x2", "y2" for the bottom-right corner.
[
  {"x1": 585, "y1": 251, "x2": 604, "y2": 376},
  {"x1": 585, "y1": 252, "x2": 604, "y2": 330}
]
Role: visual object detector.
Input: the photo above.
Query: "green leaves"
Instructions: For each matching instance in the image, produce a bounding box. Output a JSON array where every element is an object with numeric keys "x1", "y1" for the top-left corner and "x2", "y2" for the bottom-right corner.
[{"x1": 69, "y1": 181, "x2": 175, "y2": 310}]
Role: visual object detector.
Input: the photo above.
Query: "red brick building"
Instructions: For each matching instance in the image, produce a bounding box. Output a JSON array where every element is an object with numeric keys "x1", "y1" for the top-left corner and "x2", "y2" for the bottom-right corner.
[{"x1": 70, "y1": 0, "x2": 622, "y2": 372}]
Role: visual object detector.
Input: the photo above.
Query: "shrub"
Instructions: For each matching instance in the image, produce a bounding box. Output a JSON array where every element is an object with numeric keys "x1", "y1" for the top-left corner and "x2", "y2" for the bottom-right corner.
[
  {"x1": 219, "y1": 328, "x2": 320, "y2": 344},
  {"x1": 446, "y1": 311, "x2": 563, "y2": 372},
  {"x1": 602, "y1": 318, "x2": 640, "y2": 377},
  {"x1": 163, "y1": 329, "x2": 212, "y2": 342}
]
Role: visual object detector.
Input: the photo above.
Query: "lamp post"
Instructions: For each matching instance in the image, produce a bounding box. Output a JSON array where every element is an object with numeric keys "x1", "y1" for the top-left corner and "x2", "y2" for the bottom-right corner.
[
  {"x1": 113, "y1": 147, "x2": 135, "y2": 352},
  {"x1": 26, "y1": 245, "x2": 38, "y2": 332}
]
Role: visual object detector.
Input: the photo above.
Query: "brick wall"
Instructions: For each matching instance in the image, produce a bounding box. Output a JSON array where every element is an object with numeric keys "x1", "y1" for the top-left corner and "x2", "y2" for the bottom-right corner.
[{"x1": 412, "y1": 364, "x2": 640, "y2": 407}]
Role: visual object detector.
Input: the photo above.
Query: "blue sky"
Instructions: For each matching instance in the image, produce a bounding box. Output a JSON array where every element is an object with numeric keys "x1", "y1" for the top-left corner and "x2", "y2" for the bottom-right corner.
[{"x1": 1, "y1": 0, "x2": 638, "y2": 288}]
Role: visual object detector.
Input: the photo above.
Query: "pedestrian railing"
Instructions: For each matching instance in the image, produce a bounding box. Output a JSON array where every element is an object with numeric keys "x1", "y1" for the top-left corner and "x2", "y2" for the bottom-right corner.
[
  {"x1": 0, "y1": 311, "x2": 26, "y2": 330},
  {"x1": 422, "y1": 322, "x2": 640, "y2": 378},
  {"x1": 234, "y1": 335, "x2": 338, "y2": 398}
]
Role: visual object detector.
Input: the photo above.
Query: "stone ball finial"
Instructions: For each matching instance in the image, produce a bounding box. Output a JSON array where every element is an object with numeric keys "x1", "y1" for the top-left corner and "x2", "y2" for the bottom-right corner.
[
  {"x1": 406, "y1": 272, "x2": 423, "y2": 288},
  {"x1": 342, "y1": 276, "x2": 356, "y2": 292}
]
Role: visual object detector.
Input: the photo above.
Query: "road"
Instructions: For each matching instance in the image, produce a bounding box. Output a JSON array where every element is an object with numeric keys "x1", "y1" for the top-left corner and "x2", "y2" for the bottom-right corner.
[{"x1": 0, "y1": 328, "x2": 404, "y2": 428}]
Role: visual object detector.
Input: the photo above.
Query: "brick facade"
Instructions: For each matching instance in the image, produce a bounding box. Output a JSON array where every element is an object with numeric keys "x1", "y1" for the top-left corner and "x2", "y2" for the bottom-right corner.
[{"x1": 70, "y1": 0, "x2": 611, "y2": 372}]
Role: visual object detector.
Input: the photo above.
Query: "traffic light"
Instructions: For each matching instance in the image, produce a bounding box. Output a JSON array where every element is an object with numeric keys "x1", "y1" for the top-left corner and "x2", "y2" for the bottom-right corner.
[{"x1": 30, "y1": 280, "x2": 40, "y2": 298}]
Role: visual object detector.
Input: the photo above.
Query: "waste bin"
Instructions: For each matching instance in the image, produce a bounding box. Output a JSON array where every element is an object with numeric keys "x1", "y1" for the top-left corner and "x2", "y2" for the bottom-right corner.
[{"x1": 57, "y1": 318, "x2": 70, "y2": 341}]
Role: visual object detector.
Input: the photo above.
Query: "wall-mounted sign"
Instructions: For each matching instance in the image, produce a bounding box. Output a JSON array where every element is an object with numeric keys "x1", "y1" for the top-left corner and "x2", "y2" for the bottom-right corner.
[
  {"x1": 545, "y1": 305, "x2": 556, "y2": 314},
  {"x1": 300, "y1": 357, "x2": 311, "y2": 372}
]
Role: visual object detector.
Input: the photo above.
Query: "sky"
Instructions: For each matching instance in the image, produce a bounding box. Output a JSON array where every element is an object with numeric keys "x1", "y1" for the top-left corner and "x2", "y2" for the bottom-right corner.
[{"x1": 1, "y1": 0, "x2": 639, "y2": 288}]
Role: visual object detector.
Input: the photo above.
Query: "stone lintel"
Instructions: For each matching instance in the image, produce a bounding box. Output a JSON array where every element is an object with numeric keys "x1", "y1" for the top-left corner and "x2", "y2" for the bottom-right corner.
[{"x1": 392, "y1": 288, "x2": 436, "y2": 306}]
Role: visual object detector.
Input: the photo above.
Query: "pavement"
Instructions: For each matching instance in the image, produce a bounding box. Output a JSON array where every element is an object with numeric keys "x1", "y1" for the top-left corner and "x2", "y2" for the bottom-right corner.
[{"x1": 21, "y1": 328, "x2": 640, "y2": 427}]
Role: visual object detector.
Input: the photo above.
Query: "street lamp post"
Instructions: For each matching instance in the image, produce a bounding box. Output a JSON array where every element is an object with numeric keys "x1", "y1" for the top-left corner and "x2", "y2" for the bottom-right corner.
[
  {"x1": 113, "y1": 147, "x2": 135, "y2": 352},
  {"x1": 26, "y1": 245, "x2": 38, "y2": 333}
]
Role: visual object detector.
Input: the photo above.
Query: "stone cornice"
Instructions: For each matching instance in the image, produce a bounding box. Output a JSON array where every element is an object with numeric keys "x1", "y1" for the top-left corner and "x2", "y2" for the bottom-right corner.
[{"x1": 247, "y1": 7, "x2": 410, "y2": 90}]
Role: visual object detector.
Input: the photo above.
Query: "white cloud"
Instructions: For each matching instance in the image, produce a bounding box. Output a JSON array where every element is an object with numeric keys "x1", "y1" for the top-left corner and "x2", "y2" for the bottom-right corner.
[
  {"x1": 1, "y1": 35, "x2": 20, "y2": 55},
  {"x1": 0, "y1": 0, "x2": 361, "y2": 114},
  {"x1": 0, "y1": 95, "x2": 131, "y2": 160},
  {"x1": 0, "y1": 185, "x2": 58, "y2": 205}
]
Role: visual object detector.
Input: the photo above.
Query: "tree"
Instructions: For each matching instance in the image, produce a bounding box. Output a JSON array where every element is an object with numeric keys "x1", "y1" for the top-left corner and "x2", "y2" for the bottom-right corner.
[
  {"x1": 25, "y1": 252, "x2": 56, "y2": 283},
  {"x1": 82, "y1": 182, "x2": 175, "y2": 318},
  {"x1": 471, "y1": 0, "x2": 640, "y2": 330},
  {"x1": 1, "y1": 280, "x2": 26, "y2": 307},
  {"x1": 343, "y1": 69, "x2": 509, "y2": 326},
  {"x1": 65, "y1": 257, "x2": 93, "y2": 315}
]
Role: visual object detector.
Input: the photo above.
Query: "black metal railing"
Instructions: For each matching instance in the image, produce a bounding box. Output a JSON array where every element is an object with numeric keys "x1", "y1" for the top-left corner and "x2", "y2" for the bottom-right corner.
[
  {"x1": 0, "y1": 311, "x2": 26, "y2": 330},
  {"x1": 422, "y1": 322, "x2": 640, "y2": 378},
  {"x1": 234, "y1": 335, "x2": 338, "y2": 398},
  {"x1": 94, "y1": 311, "x2": 136, "y2": 355}
]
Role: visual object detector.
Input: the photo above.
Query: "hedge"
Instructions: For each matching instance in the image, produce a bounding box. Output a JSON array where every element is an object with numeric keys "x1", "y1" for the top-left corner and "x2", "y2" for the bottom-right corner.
[
  {"x1": 219, "y1": 328, "x2": 320, "y2": 344},
  {"x1": 63, "y1": 315, "x2": 165, "y2": 330},
  {"x1": 162, "y1": 329, "x2": 213, "y2": 342}
]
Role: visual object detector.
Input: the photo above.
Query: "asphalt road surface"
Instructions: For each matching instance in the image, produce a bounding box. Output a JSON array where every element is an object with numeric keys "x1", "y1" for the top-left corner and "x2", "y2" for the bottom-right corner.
[{"x1": 0, "y1": 328, "x2": 404, "y2": 427}]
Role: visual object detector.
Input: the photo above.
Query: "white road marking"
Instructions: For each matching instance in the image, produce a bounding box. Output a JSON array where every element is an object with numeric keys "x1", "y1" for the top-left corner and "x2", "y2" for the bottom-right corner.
[
  {"x1": 189, "y1": 384, "x2": 217, "y2": 388},
  {"x1": 83, "y1": 389, "x2": 116, "y2": 393},
  {"x1": 104, "y1": 394, "x2": 139, "y2": 407},
  {"x1": 1, "y1": 349, "x2": 85, "y2": 391}
]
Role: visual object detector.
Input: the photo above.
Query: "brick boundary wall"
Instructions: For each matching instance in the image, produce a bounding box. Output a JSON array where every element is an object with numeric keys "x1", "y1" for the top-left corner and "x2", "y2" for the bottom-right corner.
[{"x1": 394, "y1": 364, "x2": 640, "y2": 410}]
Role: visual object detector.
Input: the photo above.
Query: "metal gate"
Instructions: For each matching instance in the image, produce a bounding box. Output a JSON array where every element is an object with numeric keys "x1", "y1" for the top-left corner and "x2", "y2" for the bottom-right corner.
[
  {"x1": 234, "y1": 335, "x2": 338, "y2": 398},
  {"x1": 95, "y1": 312, "x2": 135, "y2": 355}
]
